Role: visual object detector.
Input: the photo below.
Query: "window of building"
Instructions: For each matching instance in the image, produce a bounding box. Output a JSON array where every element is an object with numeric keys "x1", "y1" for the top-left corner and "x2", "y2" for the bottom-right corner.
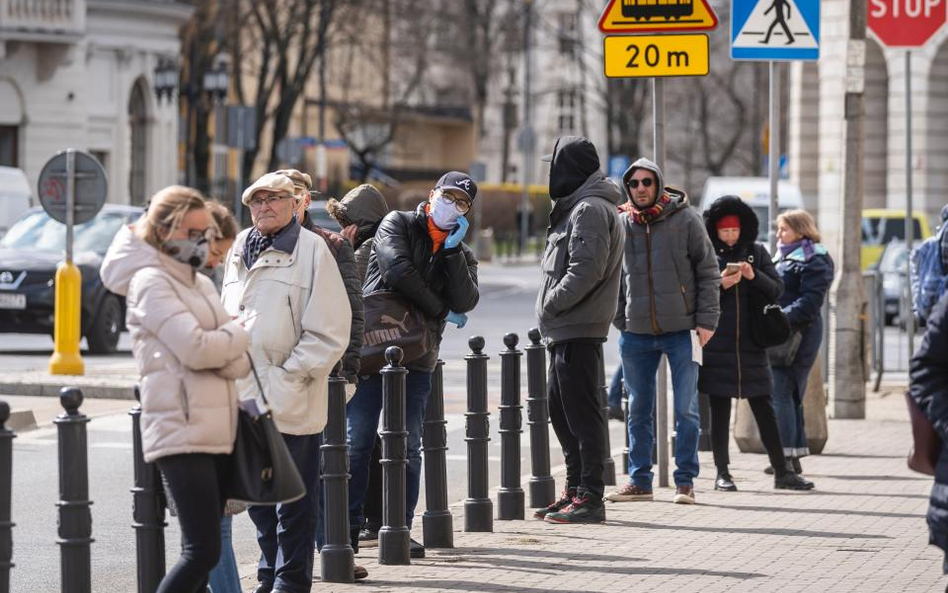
[
  {"x1": 128, "y1": 81, "x2": 148, "y2": 206},
  {"x1": 557, "y1": 90, "x2": 576, "y2": 133},
  {"x1": 0, "y1": 126, "x2": 18, "y2": 167},
  {"x1": 558, "y1": 11, "x2": 578, "y2": 57}
]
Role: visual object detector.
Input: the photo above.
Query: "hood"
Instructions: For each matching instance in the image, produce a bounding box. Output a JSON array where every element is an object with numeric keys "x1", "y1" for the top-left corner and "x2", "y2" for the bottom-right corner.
[
  {"x1": 549, "y1": 173, "x2": 623, "y2": 226},
  {"x1": 703, "y1": 195, "x2": 759, "y2": 252},
  {"x1": 547, "y1": 136, "x2": 602, "y2": 199},
  {"x1": 621, "y1": 157, "x2": 666, "y2": 206},
  {"x1": 328, "y1": 184, "x2": 389, "y2": 247},
  {"x1": 100, "y1": 224, "x2": 196, "y2": 296}
]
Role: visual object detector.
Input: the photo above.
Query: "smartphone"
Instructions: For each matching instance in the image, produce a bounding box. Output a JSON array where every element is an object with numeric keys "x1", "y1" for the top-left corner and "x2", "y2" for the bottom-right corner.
[{"x1": 724, "y1": 262, "x2": 741, "y2": 276}]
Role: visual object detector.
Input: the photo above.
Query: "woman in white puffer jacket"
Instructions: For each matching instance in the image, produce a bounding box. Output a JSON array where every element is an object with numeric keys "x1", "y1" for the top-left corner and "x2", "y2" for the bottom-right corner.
[{"x1": 101, "y1": 185, "x2": 250, "y2": 593}]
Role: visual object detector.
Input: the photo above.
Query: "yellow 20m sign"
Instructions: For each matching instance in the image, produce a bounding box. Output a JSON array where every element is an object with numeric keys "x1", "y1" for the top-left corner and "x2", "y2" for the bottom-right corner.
[{"x1": 603, "y1": 34, "x2": 709, "y2": 78}]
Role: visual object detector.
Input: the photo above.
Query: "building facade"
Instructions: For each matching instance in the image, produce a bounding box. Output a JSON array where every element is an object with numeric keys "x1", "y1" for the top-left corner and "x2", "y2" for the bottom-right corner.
[{"x1": 0, "y1": 0, "x2": 191, "y2": 206}]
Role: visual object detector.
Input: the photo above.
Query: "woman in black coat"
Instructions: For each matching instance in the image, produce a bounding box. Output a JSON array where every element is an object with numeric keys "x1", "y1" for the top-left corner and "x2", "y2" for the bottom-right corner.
[
  {"x1": 700, "y1": 196, "x2": 812, "y2": 491},
  {"x1": 910, "y1": 292, "x2": 948, "y2": 573},
  {"x1": 771, "y1": 209, "x2": 834, "y2": 478}
]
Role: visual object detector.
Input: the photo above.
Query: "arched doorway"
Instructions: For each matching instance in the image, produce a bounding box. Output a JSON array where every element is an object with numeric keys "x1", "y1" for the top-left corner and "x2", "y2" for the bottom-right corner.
[
  {"x1": 927, "y1": 39, "x2": 948, "y2": 223},
  {"x1": 864, "y1": 39, "x2": 888, "y2": 209},
  {"x1": 128, "y1": 79, "x2": 149, "y2": 205}
]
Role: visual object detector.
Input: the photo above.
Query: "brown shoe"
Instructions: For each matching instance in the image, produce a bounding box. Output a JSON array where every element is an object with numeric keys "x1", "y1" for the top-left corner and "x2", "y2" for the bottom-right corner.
[
  {"x1": 673, "y1": 485, "x2": 695, "y2": 504},
  {"x1": 603, "y1": 484, "x2": 654, "y2": 502},
  {"x1": 353, "y1": 565, "x2": 368, "y2": 580}
]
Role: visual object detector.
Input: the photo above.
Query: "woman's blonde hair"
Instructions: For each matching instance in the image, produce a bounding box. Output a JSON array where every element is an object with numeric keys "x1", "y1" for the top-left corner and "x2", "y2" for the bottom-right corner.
[
  {"x1": 777, "y1": 209, "x2": 821, "y2": 243},
  {"x1": 205, "y1": 201, "x2": 239, "y2": 242},
  {"x1": 136, "y1": 185, "x2": 207, "y2": 250}
]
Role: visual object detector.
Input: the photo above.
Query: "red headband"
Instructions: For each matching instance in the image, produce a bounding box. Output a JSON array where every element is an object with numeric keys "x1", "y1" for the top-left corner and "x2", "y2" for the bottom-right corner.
[{"x1": 716, "y1": 214, "x2": 741, "y2": 230}]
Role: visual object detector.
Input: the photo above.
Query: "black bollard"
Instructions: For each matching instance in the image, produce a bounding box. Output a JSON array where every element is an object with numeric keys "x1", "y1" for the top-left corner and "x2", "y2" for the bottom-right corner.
[
  {"x1": 464, "y1": 336, "x2": 492, "y2": 532},
  {"x1": 598, "y1": 350, "x2": 617, "y2": 486},
  {"x1": 697, "y1": 393, "x2": 712, "y2": 452},
  {"x1": 497, "y1": 333, "x2": 525, "y2": 520},
  {"x1": 422, "y1": 360, "x2": 453, "y2": 548},
  {"x1": 621, "y1": 384, "x2": 630, "y2": 475},
  {"x1": 378, "y1": 347, "x2": 410, "y2": 565},
  {"x1": 0, "y1": 401, "x2": 15, "y2": 593},
  {"x1": 130, "y1": 386, "x2": 165, "y2": 593},
  {"x1": 321, "y1": 366, "x2": 355, "y2": 582},
  {"x1": 56, "y1": 387, "x2": 92, "y2": 593},
  {"x1": 525, "y1": 328, "x2": 555, "y2": 509}
]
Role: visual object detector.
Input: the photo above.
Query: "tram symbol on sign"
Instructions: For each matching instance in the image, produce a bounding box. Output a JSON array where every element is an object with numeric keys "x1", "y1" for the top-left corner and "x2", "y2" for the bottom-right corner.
[{"x1": 621, "y1": 0, "x2": 694, "y2": 21}]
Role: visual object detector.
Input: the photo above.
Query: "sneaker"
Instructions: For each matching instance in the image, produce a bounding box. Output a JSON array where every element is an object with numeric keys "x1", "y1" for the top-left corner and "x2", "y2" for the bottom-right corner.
[
  {"x1": 409, "y1": 537, "x2": 425, "y2": 559},
  {"x1": 603, "y1": 484, "x2": 653, "y2": 502},
  {"x1": 673, "y1": 485, "x2": 696, "y2": 504},
  {"x1": 534, "y1": 487, "x2": 577, "y2": 519},
  {"x1": 714, "y1": 472, "x2": 737, "y2": 492},
  {"x1": 358, "y1": 526, "x2": 379, "y2": 549},
  {"x1": 774, "y1": 471, "x2": 814, "y2": 491},
  {"x1": 544, "y1": 492, "x2": 606, "y2": 524}
]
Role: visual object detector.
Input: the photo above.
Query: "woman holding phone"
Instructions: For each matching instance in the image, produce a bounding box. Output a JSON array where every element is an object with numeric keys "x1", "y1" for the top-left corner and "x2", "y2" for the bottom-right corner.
[{"x1": 699, "y1": 196, "x2": 812, "y2": 491}]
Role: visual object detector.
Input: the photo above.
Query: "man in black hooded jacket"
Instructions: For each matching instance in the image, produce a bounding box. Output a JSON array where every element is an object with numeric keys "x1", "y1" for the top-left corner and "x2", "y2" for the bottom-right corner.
[{"x1": 534, "y1": 136, "x2": 625, "y2": 524}]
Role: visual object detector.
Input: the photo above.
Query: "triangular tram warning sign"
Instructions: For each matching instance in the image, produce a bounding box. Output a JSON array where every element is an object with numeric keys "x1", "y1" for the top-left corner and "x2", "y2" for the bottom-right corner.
[{"x1": 599, "y1": 0, "x2": 719, "y2": 34}]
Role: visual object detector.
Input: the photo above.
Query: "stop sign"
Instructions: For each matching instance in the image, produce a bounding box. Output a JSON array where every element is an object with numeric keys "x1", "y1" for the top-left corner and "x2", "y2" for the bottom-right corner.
[{"x1": 869, "y1": 0, "x2": 947, "y2": 47}]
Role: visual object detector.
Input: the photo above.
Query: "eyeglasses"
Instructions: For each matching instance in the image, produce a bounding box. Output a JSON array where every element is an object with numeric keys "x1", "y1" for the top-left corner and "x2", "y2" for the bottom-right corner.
[
  {"x1": 438, "y1": 190, "x2": 472, "y2": 214},
  {"x1": 627, "y1": 178, "x2": 654, "y2": 189},
  {"x1": 184, "y1": 228, "x2": 210, "y2": 242},
  {"x1": 248, "y1": 194, "x2": 293, "y2": 210}
]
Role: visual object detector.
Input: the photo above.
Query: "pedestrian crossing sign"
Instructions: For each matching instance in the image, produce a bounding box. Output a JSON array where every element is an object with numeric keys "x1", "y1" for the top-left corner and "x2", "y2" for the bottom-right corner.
[{"x1": 730, "y1": 0, "x2": 820, "y2": 61}]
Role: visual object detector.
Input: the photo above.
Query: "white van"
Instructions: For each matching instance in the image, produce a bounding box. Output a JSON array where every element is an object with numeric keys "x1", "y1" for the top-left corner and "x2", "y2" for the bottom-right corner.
[
  {"x1": 698, "y1": 176, "x2": 804, "y2": 243},
  {"x1": 0, "y1": 167, "x2": 32, "y2": 238}
]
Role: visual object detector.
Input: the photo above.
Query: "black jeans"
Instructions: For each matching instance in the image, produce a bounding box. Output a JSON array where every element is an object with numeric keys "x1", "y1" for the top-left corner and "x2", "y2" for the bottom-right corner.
[
  {"x1": 249, "y1": 432, "x2": 322, "y2": 593},
  {"x1": 362, "y1": 434, "x2": 384, "y2": 531},
  {"x1": 548, "y1": 340, "x2": 607, "y2": 499},
  {"x1": 709, "y1": 395, "x2": 787, "y2": 474},
  {"x1": 156, "y1": 453, "x2": 228, "y2": 593}
]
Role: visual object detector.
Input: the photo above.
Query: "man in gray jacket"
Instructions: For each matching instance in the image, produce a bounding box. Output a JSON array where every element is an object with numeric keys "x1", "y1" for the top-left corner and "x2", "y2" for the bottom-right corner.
[
  {"x1": 534, "y1": 136, "x2": 624, "y2": 524},
  {"x1": 604, "y1": 158, "x2": 720, "y2": 506}
]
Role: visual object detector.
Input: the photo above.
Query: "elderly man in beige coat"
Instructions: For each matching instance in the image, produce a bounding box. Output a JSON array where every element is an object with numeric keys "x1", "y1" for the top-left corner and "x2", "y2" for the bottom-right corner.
[{"x1": 221, "y1": 171, "x2": 350, "y2": 593}]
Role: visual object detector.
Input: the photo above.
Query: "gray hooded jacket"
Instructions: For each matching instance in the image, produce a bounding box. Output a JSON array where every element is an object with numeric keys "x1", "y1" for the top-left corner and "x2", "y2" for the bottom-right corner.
[
  {"x1": 614, "y1": 158, "x2": 720, "y2": 335},
  {"x1": 536, "y1": 171, "x2": 625, "y2": 345}
]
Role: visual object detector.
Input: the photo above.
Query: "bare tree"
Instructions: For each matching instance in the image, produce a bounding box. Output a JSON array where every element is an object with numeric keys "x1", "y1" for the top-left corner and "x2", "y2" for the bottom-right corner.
[{"x1": 604, "y1": 78, "x2": 650, "y2": 164}]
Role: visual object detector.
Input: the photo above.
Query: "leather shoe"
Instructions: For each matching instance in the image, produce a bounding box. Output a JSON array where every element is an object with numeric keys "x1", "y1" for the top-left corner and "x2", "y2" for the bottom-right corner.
[
  {"x1": 253, "y1": 584, "x2": 272, "y2": 593},
  {"x1": 354, "y1": 564, "x2": 369, "y2": 580},
  {"x1": 714, "y1": 472, "x2": 737, "y2": 491},
  {"x1": 774, "y1": 471, "x2": 814, "y2": 490},
  {"x1": 410, "y1": 537, "x2": 425, "y2": 558}
]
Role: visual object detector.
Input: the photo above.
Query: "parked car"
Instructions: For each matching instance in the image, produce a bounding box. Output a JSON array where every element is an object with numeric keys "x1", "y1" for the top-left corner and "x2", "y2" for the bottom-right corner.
[
  {"x1": 306, "y1": 199, "x2": 341, "y2": 232},
  {"x1": 0, "y1": 166, "x2": 33, "y2": 240},
  {"x1": 861, "y1": 208, "x2": 932, "y2": 270},
  {"x1": 0, "y1": 205, "x2": 142, "y2": 353},
  {"x1": 876, "y1": 240, "x2": 909, "y2": 326}
]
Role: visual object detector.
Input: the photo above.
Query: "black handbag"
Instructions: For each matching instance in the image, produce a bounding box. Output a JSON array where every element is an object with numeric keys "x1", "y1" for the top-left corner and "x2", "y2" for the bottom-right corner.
[
  {"x1": 224, "y1": 355, "x2": 307, "y2": 505},
  {"x1": 360, "y1": 289, "x2": 432, "y2": 374},
  {"x1": 746, "y1": 245, "x2": 793, "y2": 349},
  {"x1": 767, "y1": 329, "x2": 803, "y2": 367}
]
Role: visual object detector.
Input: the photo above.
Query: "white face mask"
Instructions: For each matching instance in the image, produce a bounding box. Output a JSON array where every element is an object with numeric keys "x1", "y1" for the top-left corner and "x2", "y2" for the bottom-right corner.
[{"x1": 429, "y1": 193, "x2": 462, "y2": 231}]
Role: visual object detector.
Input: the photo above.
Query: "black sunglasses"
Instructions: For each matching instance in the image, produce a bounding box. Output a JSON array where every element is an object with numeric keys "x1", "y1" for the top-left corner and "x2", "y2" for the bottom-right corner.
[{"x1": 627, "y1": 178, "x2": 654, "y2": 189}]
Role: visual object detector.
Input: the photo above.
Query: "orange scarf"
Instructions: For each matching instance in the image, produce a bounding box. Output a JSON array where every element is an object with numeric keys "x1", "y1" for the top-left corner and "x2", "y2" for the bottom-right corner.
[{"x1": 425, "y1": 203, "x2": 449, "y2": 253}]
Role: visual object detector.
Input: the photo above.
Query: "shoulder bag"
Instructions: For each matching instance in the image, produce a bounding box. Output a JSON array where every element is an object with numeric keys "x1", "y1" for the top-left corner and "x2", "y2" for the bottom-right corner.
[
  {"x1": 224, "y1": 355, "x2": 307, "y2": 505},
  {"x1": 746, "y1": 246, "x2": 794, "y2": 349},
  {"x1": 905, "y1": 391, "x2": 942, "y2": 476},
  {"x1": 360, "y1": 289, "x2": 432, "y2": 374}
]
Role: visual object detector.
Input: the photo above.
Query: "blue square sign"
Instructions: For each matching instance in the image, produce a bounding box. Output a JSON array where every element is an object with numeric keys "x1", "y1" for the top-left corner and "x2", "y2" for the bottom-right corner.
[{"x1": 731, "y1": 0, "x2": 820, "y2": 61}]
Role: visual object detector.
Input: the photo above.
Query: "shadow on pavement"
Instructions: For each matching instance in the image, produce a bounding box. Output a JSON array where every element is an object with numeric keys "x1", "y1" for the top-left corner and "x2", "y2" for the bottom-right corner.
[
  {"x1": 700, "y1": 503, "x2": 925, "y2": 520},
  {"x1": 606, "y1": 520, "x2": 891, "y2": 539}
]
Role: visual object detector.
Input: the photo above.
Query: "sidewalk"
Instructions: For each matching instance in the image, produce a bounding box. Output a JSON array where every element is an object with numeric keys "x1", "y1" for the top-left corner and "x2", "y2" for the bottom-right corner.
[{"x1": 283, "y1": 385, "x2": 944, "y2": 593}]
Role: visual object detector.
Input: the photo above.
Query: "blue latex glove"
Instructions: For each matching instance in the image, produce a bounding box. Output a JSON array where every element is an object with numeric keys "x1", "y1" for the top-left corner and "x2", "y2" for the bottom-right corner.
[
  {"x1": 444, "y1": 216, "x2": 469, "y2": 249},
  {"x1": 446, "y1": 311, "x2": 468, "y2": 328}
]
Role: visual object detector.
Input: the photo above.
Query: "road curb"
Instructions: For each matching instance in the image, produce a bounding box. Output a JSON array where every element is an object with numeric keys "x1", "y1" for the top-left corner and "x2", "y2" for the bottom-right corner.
[{"x1": 0, "y1": 380, "x2": 134, "y2": 400}]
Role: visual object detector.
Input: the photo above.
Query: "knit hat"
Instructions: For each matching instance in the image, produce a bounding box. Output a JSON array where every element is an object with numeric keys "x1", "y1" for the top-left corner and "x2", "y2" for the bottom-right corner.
[
  {"x1": 241, "y1": 172, "x2": 297, "y2": 206},
  {"x1": 715, "y1": 214, "x2": 741, "y2": 230}
]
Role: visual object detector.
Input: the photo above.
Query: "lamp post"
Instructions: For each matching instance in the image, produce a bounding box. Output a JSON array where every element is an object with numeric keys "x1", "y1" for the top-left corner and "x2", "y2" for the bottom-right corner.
[{"x1": 204, "y1": 57, "x2": 230, "y2": 199}]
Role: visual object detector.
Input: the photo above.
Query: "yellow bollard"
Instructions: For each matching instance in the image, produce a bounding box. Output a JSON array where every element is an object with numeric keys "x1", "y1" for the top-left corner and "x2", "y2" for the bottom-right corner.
[{"x1": 48, "y1": 261, "x2": 84, "y2": 375}]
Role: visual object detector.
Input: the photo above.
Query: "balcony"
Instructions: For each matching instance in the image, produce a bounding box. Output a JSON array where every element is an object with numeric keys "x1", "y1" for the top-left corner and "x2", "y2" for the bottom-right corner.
[{"x1": 0, "y1": 0, "x2": 85, "y2": 43}]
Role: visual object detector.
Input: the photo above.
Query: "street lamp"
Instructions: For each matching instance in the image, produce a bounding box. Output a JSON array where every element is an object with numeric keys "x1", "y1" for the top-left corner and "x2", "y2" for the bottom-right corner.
[
  {"x1": 203, "y1": 57, "x2": 230, "y2": 103},
  {"x1": 153, "y1": 59, "x2": 179, "y2": 103},
  {"x1": 204, "y1": 56, "x2": 230, "y2": 199}
]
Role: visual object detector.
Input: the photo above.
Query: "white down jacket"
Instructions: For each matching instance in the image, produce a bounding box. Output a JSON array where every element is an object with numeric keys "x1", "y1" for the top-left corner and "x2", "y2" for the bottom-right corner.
[
  {"x1": 101, "y1": 225, "x2": 251, "y2": 463},
  {"x1": 221, "y1": 225, "x2": 351, "y2": 435}
]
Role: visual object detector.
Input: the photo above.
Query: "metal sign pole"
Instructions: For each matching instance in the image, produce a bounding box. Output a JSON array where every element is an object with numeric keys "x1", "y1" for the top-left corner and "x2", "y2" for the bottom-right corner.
[
  {"x1": 768, "y1": 62, "x2": 780, "y2": 252},
  {"x1": 235, "y1": 108, "x2": 245, "y2": 228},
  {"x1": 905, "y1": 50, "x2": 915, "y2": 358},
  {"x1": 520, "y1": 0, "x2": 534, "y2": 255},
  {"x1": 652, "y1": 77, "x2": 669, "y2": 490},
  {"x1": 66, "y1": 149, "x2": 75, "y2": 264}
]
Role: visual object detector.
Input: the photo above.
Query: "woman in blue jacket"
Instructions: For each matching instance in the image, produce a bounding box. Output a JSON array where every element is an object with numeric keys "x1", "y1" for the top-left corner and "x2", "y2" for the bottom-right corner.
[{"x1": 771, "y1": 210, "x2": 834, "y2": 479}]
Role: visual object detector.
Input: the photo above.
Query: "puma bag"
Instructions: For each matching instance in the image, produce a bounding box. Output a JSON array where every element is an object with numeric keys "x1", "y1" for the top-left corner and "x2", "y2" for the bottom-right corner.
[{"x1": 359, "y1": 289, "x2": 432, "y2": 374}]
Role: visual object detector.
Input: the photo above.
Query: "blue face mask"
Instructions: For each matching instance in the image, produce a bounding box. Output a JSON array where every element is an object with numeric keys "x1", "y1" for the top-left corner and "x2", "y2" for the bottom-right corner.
[{"x1": 429, "y1": 193, "x2": 462, "y2": 231}]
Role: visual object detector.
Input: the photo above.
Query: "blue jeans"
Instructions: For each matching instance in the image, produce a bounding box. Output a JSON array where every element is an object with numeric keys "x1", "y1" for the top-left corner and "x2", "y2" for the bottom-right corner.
[
  {"x1": 772, "y1": 367, "x2": 810, "y2": 458},
  {"x1": 608, "y1": 364, "x2": 624, "y2": 409},
  {"x1": 248, "y1": 432, "x2": 322, "y2": 593},
  {"x1": 347, "y1": 371, "x2": 432, "y2": 530},
  {"x1": 620, "y1": 330, "x2": 701, "y2": 488},
  {"x1": 208, "y1": 515, "x2": 240, "y2": 593}
]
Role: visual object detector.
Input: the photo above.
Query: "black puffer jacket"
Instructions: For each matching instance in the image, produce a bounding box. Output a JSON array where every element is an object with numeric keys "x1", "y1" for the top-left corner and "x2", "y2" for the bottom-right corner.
[
  {"x1": 910, "y1": 292, "x2": 948, "y2": 566},
  {"x1": 698, "y1": 196, "x2": 783, "y2": 399},
  {"x1": 363, "y1": 202, "x2": 479, "y2": 372}
]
